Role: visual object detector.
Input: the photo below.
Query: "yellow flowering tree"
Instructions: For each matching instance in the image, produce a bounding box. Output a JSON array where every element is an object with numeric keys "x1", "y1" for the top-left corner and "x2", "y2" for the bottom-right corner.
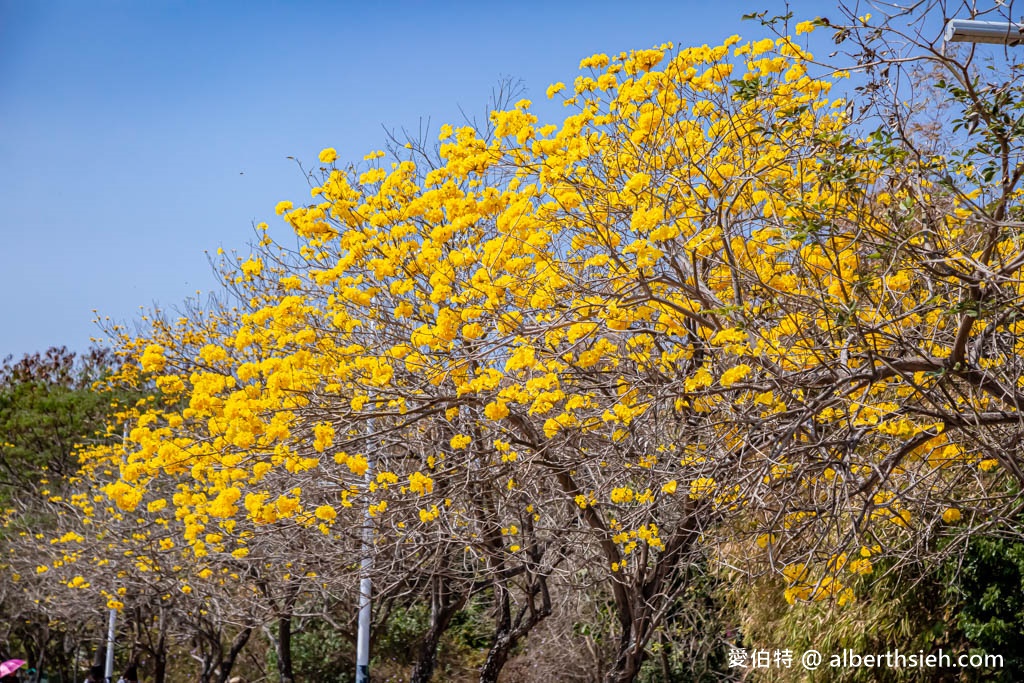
[{"x1": 25, "y1": 9, "x2": 1024, "y2": 681}]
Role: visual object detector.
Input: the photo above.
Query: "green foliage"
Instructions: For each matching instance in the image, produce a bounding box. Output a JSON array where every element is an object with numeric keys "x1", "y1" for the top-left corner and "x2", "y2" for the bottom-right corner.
[
  {"x1": 283, "y1": 619, "x2": 354, "y2": 683},
  {"x1": 0, "y1": 347, "x2": 126, "y2": 506},
  {"x1": 638, "y1": 560, "x2": 732, "y2": 682},
  {"x1": 0, "y1": 347, "x2": 131, "y2": 682},
  {"x1": 729, "y1": 569, "x2": 953, "y2": 683},
  {"x1": 373, "y1": 602, "x2": 428, "y2": 668},
  {"x1": 265, "y1": 601, "x2": 495, "y2": 683},
  {"x1": 944, "y1": 534, "x2": 1024, "y2": 681},
  {"x1": 437, "y1": 595, "x2": 492, "y2": 676}
]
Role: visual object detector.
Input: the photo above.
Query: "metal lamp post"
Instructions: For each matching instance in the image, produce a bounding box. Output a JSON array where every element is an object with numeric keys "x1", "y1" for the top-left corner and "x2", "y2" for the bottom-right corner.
[
  {"x1": 945, "y1": 19, "x2": 1024, "y2": 45},
  {"x1": 355, "y1": 421, "x2": 375, "y2": 683},
  {"x1": 317, "y1": 426, "x2": 374, "y2": 683},
  {"x1": 355, "y1": 501, "x2": 373, "y2": 683},
  {"x1": 104, "y1": 609, "x2": 116, "y2": 683},
  {"x1": 104, "y1": 424, "x2": 131, "y2": 682}
]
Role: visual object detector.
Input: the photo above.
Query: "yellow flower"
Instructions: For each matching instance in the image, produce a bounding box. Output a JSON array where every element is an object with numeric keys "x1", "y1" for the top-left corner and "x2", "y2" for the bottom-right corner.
[
  {"x1": 140, "y1": 344, "x2": 167, "y2": 373},
  {"x1": 419, "y1": 505, "x2": 440, "y2": 523},
  {"x1": 409, "y1": 471, "x2": 434, "y2": 495},
  {"x1": 347, "y1": 454, "x2": 369, "y2": 477},
  {"x1": 795, "y1": 20, "x2": 817, "y2": 35},
  {"x1": 579, "y1": 53, "x2": 610, "y2": 69},
  {"x1": 319, "y1": 147, "x2": 338, "y2": 164},
  {"x1": 275, "y1": 200, "x2": 293, "y2": 215},
  {"x1": 942, "y1": 507, "x2": 962, "y2": 524},
  {"x1": 689, "y1": 477, "x2": 717, "y2": 500},
  {"x1": 720, "y1": 364, "x2": 751, "y2": 387},
  {"x1": 848, "y1": 558, "x2": 873, "y2": 575},
  {"x1": 781, "y1": 563, "x2": 808, "y2": 583},
  {"x1": 315, "y1": 505, "x2": 337, "y2": 522},
  {"x1": 484, "y1": 401, "x2": 510, "y2": 420},
  {"x1": 610, "y1": 487, "x2": 635, "y2": 504},
  {"x1": 313, "y1": 422, "x2": 335, "y2": 453},
  {"x1": 623, "y1": 172, "x2": 651, "y2": 195}
]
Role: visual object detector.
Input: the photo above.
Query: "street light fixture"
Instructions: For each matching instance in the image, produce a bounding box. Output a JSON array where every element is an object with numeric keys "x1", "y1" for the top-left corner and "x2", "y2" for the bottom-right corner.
[{"x1": 945, "y1": 19, "x2": 1024, "y2": 45}]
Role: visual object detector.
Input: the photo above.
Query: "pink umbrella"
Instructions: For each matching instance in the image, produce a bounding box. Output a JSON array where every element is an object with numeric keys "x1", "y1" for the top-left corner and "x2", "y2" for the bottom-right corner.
[{"x1": 0, "y1": 660, "x2": 25, "y2": 677}]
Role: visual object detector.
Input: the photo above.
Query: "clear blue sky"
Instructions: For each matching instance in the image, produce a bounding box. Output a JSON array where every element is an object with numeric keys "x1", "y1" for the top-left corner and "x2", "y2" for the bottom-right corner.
[{"x1": 1, "y1": 0, "x2": 821, "y2": 361}]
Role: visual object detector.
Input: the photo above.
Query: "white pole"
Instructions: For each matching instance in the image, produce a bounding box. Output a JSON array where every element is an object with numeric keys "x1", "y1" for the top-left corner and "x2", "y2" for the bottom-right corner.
[
  {"x1": 105, "y1": 423, "x2": 127, "y2": 683},
  {"x1": 355, "y1": 423, "x2": 374, "y2": 683},
  {"x1": 355, "y1": 526, "x2": 372, "y2": 683},
  {"x1": 104, "y1": 608, "x2": 116, "y2": 682}
]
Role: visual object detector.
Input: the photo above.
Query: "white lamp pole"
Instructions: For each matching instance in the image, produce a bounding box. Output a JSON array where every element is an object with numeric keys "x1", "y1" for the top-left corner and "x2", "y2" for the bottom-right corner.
[
  {"x1": 355, "y1": 422, "x2": 375, "y2": 683},
  {"x1": 355, "y1": 509, "x2": 372, "y2": 683},
  {"x1": 105, "y1": 424, "x2": 131, "y2": 682},
  {"x1": 104, "y1": 608, "x2": 116, "y2": 682}
]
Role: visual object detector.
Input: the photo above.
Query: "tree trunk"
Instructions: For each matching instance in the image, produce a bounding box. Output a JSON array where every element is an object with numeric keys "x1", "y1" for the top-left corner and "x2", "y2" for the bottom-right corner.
[
  {"x1": 195, "y1": 632, "x2": 220, "y2": 683},
  {"x1": 152, "y1": 629, "x2": 167, "y2": 683},
  {"x1": 90, "y1": 631, "x2": 106, "y2": 675},
  {"x1": 215, "y1": 627, "x2": 252, "y2": 683},
  {"x1": 275, "y1": 582, "x2": 300, "y2": 683},
  {"x1": 479, "y1": 632, "x2": 513, "y2": 683},
  {"x1": 603, "y1": 501, "x2": 699, "y2": 683},
  {"x1": 275, "y1": 614, "x2": 294, "y2": 683},
  {"x1": 409, "y1": 581, "x2": 468, "y2": 683},
  {"x1": 478, "y1": 548, "x2": 512, "y2": 683},
  {"x1": 658, "y1": 631, "x2": 672, "y2": 683},
  {"x1": 478, "y1": 572, "x2": 552, "y2": 683}
]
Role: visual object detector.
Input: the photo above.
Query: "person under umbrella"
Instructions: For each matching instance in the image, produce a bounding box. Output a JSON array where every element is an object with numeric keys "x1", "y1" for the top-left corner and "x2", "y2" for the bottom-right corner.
[{"x1": 0, "y1": 659, "x2": 25, "y2": 683}]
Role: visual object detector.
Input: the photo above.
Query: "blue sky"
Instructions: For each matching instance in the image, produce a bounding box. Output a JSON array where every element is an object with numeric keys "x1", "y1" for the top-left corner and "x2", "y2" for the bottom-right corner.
[{"x1": 1, "y1": 0, "x2": 824, "y2": 360}]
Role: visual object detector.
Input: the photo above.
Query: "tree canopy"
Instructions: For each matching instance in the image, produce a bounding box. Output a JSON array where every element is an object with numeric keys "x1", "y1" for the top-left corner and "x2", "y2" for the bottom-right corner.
[{"x1": 5, "y1": 4, "x2": 1024, "y2": 681}]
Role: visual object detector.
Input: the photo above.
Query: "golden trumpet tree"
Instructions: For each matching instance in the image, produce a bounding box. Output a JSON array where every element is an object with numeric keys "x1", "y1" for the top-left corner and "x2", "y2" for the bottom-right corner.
[{"x1": 32, "y1": 18, "x2": 1024, "y2": 681}]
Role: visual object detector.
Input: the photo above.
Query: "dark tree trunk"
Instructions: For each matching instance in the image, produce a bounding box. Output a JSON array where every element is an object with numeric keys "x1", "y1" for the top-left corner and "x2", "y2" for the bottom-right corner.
[
  {"x1": 90, "y1": 632, "x2": 106, "y2": 672},
  {"x1": 410, "y1": 579, "x2": 468, "y2": 683},
  {"x1": 603, "y1": 504, "x2": 699, "y2": 683},
  {"x1": 479, "y1": 632, "x2": 513, "y2": 683},
  {"x1": 478, "y1": 565, "x2": 552, "y2": 683},
  {"x1": 658, "y1": 631, "x2": 672, "y2": 683},
  {"x1": 136, "y1": 606, "x2": 168, "y2": 683},
  {"x1": 196, "y1": 632, "x2": 220, "y2": 683},
  {"x1": 275, "y1": 582, "x2": 299, "y2": 683},
  {"x1": 255, "y1": 580, "x2": 297, "y2": 683},
  {"x1": 477, "y1": 587, "x2": 551, "y2": 683},
  {"x1": 152, "y1": 629, "x2": 167, "y2": 683},
  {"x1": 276, "y1": 614, "x2": 294, "y2": 683},
  {"x1": 606, "y1": 634, "x2": 645, "y2": 683},
  {"x1": 198, "y1": 648, "x2": 217, "y2": 683},
  {"x1": 215, "y1": 627, "x2": 252, "y2": 683}
]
